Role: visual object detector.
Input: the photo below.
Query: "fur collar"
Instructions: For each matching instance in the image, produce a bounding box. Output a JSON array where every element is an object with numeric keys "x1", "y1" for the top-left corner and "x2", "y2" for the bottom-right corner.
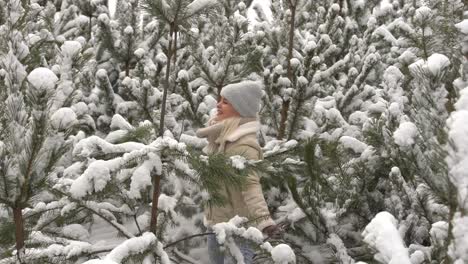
[
  {"x1": 196, "y1": 118, "x2": 258, "y2": 154},
  {"x1": 225, "y1": 121, "x2": 259, "y2": 142}
]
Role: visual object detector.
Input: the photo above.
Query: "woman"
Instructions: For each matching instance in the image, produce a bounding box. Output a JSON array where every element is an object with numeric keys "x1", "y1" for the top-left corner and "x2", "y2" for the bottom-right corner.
[{"x1": 196, "y1": 81, "x2": 278, "y2": 264}]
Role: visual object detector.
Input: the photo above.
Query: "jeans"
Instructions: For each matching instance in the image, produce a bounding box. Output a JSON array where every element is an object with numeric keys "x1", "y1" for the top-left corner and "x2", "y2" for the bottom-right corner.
[{"x1": 207, "y1": 233, "x2": 255, "y2": 264}]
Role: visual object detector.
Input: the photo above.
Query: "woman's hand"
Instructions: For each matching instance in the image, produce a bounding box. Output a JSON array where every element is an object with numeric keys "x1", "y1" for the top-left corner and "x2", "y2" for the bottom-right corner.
[{"x1": 262, "y1": 224, "x2": 282, "y2": 238}]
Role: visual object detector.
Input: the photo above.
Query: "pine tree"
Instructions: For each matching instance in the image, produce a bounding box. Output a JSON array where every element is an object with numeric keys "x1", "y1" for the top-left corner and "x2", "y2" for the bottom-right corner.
[
  {"x1": 447, "y1": 13, "x2": 468, "y2": 264},
  {"x1": 252, "y1": 0, "x2": 465, "y2": 263},
  {"x1": 0, "y1": 1, "x2": 75, "y2": 262},
  {"x1": 0, "y1": 0, "x2": 465, "y2": 263}
]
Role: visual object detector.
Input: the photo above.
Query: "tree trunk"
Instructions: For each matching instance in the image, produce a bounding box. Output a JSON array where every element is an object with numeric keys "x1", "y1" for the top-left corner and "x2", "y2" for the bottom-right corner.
[
  {"x1": 149, "y1": 172, "x2": 161, "y2": 234},
  {"x1": 13, "y1": 207, "x2": 25, "y2": 263},
  {"x1": 159, "y1": 23, "x2": 174, "y2": 138},
  {"x1": 277, "y1": 0, "x2": 296, "y2": 139},
  {"x1": 173, "y1": 25, "x2": 178, "y2": 65},
  {"x1": 278, "y1": 100, "x2": 290, "y2": 139},
  {"x1": 89, "y1": 16, "x2": 92, "y2": 40},
  {"x1": 150, "y1": 23, "x2": 175, "y2": 234},
  {"x1": 171, "y1": 25, "x2": 178, "y2": 93}
]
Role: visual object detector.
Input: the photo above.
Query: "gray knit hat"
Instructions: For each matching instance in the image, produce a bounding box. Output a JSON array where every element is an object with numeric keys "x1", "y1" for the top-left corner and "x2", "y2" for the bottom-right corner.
[{"x1": 220, "y1": 81, "x2": 263, "y2": 118}]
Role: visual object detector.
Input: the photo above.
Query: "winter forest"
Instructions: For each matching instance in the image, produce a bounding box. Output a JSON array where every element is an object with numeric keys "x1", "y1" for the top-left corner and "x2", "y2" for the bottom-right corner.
[{"x1": 0, "y1": 0, "x2": 467, "y2": 263}]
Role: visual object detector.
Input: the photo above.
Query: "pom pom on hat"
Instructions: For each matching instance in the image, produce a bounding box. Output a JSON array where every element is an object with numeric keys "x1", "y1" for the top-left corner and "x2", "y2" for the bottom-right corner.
[{"x1": 220, "y1": 81, "x2": 263, "y2": 117}]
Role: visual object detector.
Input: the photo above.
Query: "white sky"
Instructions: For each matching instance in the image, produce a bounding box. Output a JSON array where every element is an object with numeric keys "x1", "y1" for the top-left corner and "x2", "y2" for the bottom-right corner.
[{"x1": 108, "y1": 0, "x2": 273, "y2": 23}]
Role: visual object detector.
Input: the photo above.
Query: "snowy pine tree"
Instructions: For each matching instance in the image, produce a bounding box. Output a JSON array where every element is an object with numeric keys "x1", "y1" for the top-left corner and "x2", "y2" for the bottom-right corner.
[{"x1": 0, "y1": 0, "x2": 467, "y2": 263}]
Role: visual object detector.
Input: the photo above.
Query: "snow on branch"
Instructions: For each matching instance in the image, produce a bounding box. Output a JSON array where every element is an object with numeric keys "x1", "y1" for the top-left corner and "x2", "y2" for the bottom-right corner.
[
  {"x1": 106, "y1": 232, "x2": 156, "y2": 262},
  {"x1": 446, "y1": 85, "x2": 468, "y2": 263},
  {"x1": 362, "y1": 212, "x2": 411, "y2": 264},
  {"x1": 69, "y1": 136, "x2": 187, "y2": 198},
  {"x1": 82, "y1": 232, "x2": 169, "y2": 264},
  {"x1": 212, "y1": 216, "x2": 296, "y2": 264},
  {"x1": 185, "y1": 0, "x2": 218, "y2": 18}
]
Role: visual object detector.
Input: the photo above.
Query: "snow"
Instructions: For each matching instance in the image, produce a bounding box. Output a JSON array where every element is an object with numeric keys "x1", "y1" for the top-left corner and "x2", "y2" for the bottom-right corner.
[
  {"x1": 393, "y1": 122, "x2": 418, "y2": 147},
  {"x1": 62, "y1": 224, "x2": 90, "y2": 240},
  {"x1": 27, "y1": 34, "x2": 41, "y2": 46},
  {"x1": 108, "y1": 0, "x2": 117, "y2": 18},
  {"x1": 271, "y1": 244, "x2": 296, "y2": 264},
  {"x1": 46, "y1": 241, "x2": 94, "y2": 259},
  {"x1": 388, "y1": 102, "x2": 402, "y2": 117},
  {"x1": 96, "y1": 69, "x2": 108, "y2": 79},
  {"x1": 383, "y1": 66, "x2": 404, "y2": 90},
  {"x1": 339, "y1": 136, "x2": 368, "y2": 153},
  {"x1": 85, "y1": 232, "x2": 157, "y2": 263},
  {"x1": 427, "y1": 53, "x2": 450, "y2": 76},
  {"x1": 63, "y1": 162, "x2": 83, "y2": 179},
  {"x1": 129, "y1": 153, "x2": 161, "y2": 199},
  {"x1": 362, "y1": 212, "x2": 411, "y2": 264},
  {"x1": 410, "y1": 250, "x2": 425, "y2": 264},
  {"x1": 449, "y1": 95, "x2": 468, "y2": 151},
  {"x1": 327, "y1": 234, "x2": 354, "y2": 264},
  {"x1": 179, "y1": 134, "x2": 207, "y2": 148},
  {"x1": 230, "y1": 155, "x2": 247, "y2": 169},
  {"x1": 83, "y1": 260, "x2": 117, "y2": 264},
  {"x1": 70, "y1": 137, "x2": 188, "y2": 197},
  {"x1": 409, "y1": 53, "x2": 450, "y2": 77},
  {"x1": 110, "y1": 114, "x2": 134, "y2": 130},
  {"x1": 349, "y1": 111, "x2": 368, "y2": 125},
  {"x1": 98, "y1": 13, "x2": 110, "y2": 25},
  {"x1": 72, "y1": 102, "x2": 89, "y2": 116},
  {"x1": 186, "y1": 0, "x2": 217, "y2": 17},
  {"x1": 210, "y1": 216, "x2": 297, "y2": 263},
  {"x1": 330, "y1": 4, "x2": 340, "y2": 13},
  {"x1": 398, "y1": 50, "x2": 417, "y2": 64},
  {"x1": 107, "y1": 232, "x2": 155, "y2": 261},
  {"x1": 70, "y1": 160, "x2": 113, "y2": 198},
  {"x1": 414, "y1": 6, "x2": 432, "y2": 24},
  {"x1": 134, "y1": 48, "x2": 145, "y2": 59},
  {"x1": 61, "y1": 41, "x2": 82, "y2": 58},
  {"x1": 124, "y1": 26, "x2": 134, "y2": 35},
  {"x1": 304, "y1": 41, "x2": 317, "y2": 52},
  {"x1": 247, "y1": 0, "x2": 273, "y2": 25},
  {"x1": 298, "y1": 76, "x2": 308, "y2": 86},
  {"x1": 455, "y1": 19, "x2": 468, "y2": 34},
  {"x1": 27, "y1": 67, "x2": 59, "y2": 91},
  {"x1": 73, "y1": 136, "x2": 145, "y2": 158},
  {"x1": 177, "y1": 69, "x2": 190, "y2": 81},
  {"x1": 284, "y1": 140, "x2": 298, "y2": 149},
  {"x1": 274, "y1": 65, "x2": 283, "y2": 75},
  {"x1": 156, "y1": 241, "x2": 171, "y2": 264},
  {"x1": 50, "y1": 107, "x2": 77, "y2": 130},
  {"x1": 8, "y1": 0, "x2": 23, "y2": 25},
  {"x1": 450, "y1": 215, "x2": 468, "y2": 262},
  {"x1": 430, "y1": 221, "x2": 448, "y2": 242},
  {"x1": 353, "y1": 0, "x2": 366, "y2": 9},
  {"x1": 243, "y1": 227, "x2": 264, "y2": 243},
  {"x1": 374, "y1": 26, "x2": 397, "y2": 45},
  {"x1": 156, "y1": 53, "x2": 167, "y2": 65},
  {"x1": 287, "y1": 208, "x2": 306, "y2": 223},
  {"x1": 3, "y1": 1, "x2": 465, "y2": 263},
  {"x1": 447, "y1": 86, "x2": 468, "y2": 263},
  {"x1": 158, "y1": 194, "x2": 177, "y2": 214},
  {"x1": 290, "y1": 58, "x2": 301, "y2": 69},
  {"x1": 373, "y1": 0, "x2": 393, "y2": 17}
]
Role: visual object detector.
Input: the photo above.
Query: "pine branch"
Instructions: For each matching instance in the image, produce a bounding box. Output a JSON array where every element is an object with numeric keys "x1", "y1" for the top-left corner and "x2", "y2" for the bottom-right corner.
[
  {"x1": 141, "y1": 0, "x2": 172, "y2": 23},
  {"x1": 164, "y1": 232, "x2": 214, "y2": 249},
  {"x1": 79, "y1": 204, "x2": 134, "y2": 239}
]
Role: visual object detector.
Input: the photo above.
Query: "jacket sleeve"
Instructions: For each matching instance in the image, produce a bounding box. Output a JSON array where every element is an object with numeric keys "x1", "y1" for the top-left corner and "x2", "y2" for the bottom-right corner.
[{"x1": 226, "y1": 145, "x2": 276, "y2": 231}]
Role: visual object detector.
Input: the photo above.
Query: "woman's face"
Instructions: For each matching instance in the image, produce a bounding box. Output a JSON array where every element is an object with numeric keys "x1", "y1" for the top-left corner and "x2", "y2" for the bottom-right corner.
[{"x1": 216, "y1": 96, "x2": 240, "y2": 121}]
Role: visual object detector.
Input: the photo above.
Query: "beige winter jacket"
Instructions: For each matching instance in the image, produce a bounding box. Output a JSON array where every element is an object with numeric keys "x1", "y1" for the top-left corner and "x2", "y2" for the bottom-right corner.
[{"x1": 199, "y1": 120, "x2": 275, "y2": 231}]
